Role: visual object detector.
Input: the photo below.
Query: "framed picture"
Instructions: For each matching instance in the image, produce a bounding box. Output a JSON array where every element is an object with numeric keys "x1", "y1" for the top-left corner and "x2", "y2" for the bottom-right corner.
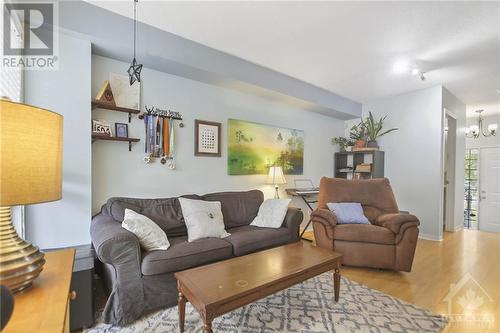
[
  {"x1": 227, "y1": 119, "x2": 304, "y2": 175},
  {"x1": 115, "y1": 123, "x2": 129, "y2": 138},
  {"x1": 92, "y1": 119, "x2": 112, "y2": 136},
  {"x1": 195, "y1": 119, "x2": 221, "y2": 157}
]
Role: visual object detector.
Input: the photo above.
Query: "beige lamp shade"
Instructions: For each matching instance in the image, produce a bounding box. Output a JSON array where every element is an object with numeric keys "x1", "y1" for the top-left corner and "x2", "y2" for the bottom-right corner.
[
  {"x1": 0, "y1": 99, "x2": 63, "y2": 206},
  {"x1": 266, "y1": 166, "x2": 287, "y2": 185}
]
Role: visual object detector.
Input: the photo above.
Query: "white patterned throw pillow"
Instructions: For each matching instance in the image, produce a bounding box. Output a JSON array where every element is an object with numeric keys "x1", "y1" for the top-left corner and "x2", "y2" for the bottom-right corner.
[
  {"x1": 121, "y1": 209, "x2": 170, "y2": 251},
  {"x1": 250, "y1": 198, "x2": 291, "y2": 228},
  {"x1": 178, "y1": 198, "x2": 231, "y2": 242}
]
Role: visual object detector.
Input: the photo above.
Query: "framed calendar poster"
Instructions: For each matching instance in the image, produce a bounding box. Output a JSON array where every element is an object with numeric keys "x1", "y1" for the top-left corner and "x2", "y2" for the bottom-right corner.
[{"x1": 195, "y1": 119, "x2": 222, "y2": 157}]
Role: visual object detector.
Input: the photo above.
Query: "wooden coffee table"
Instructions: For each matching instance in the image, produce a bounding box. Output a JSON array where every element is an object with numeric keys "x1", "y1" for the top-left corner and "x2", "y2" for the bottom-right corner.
[{"x1": 174, "y1": 241, "x2": 342, "y2": 333}]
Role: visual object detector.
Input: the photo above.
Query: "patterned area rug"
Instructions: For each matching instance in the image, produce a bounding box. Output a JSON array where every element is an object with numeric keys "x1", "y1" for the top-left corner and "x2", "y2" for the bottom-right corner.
[{"x1": 86, "y1": 273, "x2": 447, "y2": 333}]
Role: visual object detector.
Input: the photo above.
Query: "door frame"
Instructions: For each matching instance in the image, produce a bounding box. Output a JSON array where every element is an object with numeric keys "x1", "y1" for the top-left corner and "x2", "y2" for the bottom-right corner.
[{"x1": 443, "y1": 112, "x2": 457, "y2": 233}]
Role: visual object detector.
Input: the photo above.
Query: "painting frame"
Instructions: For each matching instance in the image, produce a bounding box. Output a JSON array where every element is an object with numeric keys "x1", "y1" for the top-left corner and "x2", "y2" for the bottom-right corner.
[{"x1": 195, "y1": 119, "x2": 222, "y2": 157}]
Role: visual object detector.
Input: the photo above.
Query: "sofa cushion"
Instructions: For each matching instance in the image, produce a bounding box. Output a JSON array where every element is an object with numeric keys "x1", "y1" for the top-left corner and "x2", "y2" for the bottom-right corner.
[
  {"x1": 105, "y1": 195, "x2": 201, "y2": 237},
  {"x1": 333, "y1": 224, "x2": 396, "y2": 245},
  {"x1": 202, "y1": 190, "x2": 263, "y2": 228},
  {"x1": 141, "y1": 236, "x2": 233, "y2": 275},
  {"x1": 225, "y1": 225, "x2": 291, "y2": 256}
]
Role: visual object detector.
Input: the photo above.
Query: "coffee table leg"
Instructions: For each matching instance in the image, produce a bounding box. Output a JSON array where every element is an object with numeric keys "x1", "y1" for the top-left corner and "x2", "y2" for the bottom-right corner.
[
  {"x1": 333, "y1": 266, "x2": 341, "y2": 302},
  {"x1": 203, "y1": 321, "x2": 213, "y2": 333},
  {"x1": 178, "y1": 291, "x2": 186, "y2": 333}
]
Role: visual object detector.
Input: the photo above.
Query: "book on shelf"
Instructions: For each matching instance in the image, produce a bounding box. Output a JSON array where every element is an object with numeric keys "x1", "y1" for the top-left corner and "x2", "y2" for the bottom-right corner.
[{"x1": 355, "y1": 163, "x2": 372, "y2": 173}]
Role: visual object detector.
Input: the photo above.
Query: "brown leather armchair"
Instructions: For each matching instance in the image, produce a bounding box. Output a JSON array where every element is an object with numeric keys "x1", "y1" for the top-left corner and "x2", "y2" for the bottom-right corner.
[{"x1": 312, "y1": 177, "x2": 419, "y2": 272}]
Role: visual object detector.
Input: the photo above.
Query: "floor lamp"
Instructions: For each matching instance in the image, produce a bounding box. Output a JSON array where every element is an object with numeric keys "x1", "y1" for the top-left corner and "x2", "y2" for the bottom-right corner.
[{"x1": 0, "y1": 99, "x2": 63, "y2": 292}]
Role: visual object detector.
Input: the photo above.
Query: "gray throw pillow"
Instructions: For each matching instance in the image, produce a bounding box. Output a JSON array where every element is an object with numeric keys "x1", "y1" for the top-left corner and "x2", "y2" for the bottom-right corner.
[{"x1": 326, "y1": 202, "x2": 370, "y2": 224}]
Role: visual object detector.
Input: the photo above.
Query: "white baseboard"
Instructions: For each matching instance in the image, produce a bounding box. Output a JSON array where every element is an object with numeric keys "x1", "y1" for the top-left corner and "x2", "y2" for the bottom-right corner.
[{"x1": 418, "y1": 233, "x2": 443, "y2": 241}]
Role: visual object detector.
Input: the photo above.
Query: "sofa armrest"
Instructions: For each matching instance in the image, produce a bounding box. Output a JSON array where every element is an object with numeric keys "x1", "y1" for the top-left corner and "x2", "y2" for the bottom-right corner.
[
  {"x1": 281, "y1": 207, "x2": 303, "y2": 242},
  {"x1": 90, "y1": 213, "x2": 142, "y2": 282},
  {"x1": 375, "y1": 213, "x2": 420, "y2": 235}
]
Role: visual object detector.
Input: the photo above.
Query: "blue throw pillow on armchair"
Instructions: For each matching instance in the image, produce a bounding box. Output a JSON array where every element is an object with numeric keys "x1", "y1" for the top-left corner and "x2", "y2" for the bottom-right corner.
[{"x1": 326, "y1": 202, "x2": 371, "y2": 225}]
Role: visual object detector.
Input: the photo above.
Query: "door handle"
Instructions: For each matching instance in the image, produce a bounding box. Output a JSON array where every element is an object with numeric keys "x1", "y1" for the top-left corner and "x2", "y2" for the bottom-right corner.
[{"x1": 481, "y1": 196, "x2": 487, "y2": 200}]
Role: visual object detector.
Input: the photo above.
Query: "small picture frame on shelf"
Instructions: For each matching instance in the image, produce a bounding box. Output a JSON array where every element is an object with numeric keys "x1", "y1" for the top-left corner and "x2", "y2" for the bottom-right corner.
[
  {"x1": 92, "y1": 119, "x2": 112, "y2": 137},
  {"x1": 115, "y1": 123, "x2": 129, "y2": 138},
  {"x1": 195, "y1": 119, "x2": 221, "y2": 157}
]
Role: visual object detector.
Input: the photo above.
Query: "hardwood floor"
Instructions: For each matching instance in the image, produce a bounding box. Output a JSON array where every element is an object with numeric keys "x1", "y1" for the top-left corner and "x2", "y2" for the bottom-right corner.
[{"x1": 303, "y1": 229, "x2": 500, "y2": 333}]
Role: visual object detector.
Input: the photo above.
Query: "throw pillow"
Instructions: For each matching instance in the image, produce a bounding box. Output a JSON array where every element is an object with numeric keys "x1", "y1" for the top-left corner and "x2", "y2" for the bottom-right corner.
[
  {"x1": 326, "y1": 202, "x2": 371, "y2": 225},
  {"x1": 121, "y1": 209, "x2": 170, "y2": 251},
  {"x1": 178, "y1": 198, "x2": 231, "y2": 242},
  {"x1": 250, "y1": 198, "x2": 291, "y2": 228}
]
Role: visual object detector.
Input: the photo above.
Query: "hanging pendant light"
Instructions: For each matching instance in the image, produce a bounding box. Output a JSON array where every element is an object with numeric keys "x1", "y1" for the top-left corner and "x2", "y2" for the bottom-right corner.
[
  {"x1": 465, "y1": 110, "x2": 498, "y2": 138},
  {"x1": 127, "y1": 0, "x2": 143, "y2": 85}
]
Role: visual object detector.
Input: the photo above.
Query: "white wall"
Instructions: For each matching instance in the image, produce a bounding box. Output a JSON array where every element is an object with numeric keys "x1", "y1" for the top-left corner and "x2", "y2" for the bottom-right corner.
[
  {"x1": 92, "y1": 55, "x2": 344, "y2": 226},
  {"x1": 442, "y1": 88, "x2": 466, "y2": 232},
  {"x1": 362, "y1": 86, "x2": 444, "y2": 240},
  {"x1": 466, "y1": 114, "x2": 500, "y2": 148},
  {"x1": 24, "y1": 33, "x2": 92, "y2": 248}
]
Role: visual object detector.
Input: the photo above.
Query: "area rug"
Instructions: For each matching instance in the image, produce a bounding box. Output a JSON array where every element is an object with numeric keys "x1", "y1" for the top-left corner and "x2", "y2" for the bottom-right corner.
[{"x1": 85, "y1": 273, "x2": 447, "y2": 333}]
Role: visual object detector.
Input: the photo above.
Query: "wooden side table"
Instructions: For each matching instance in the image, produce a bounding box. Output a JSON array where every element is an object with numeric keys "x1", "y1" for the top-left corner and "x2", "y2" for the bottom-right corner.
[{"x1": 3, "y1": 248, "x2": 75, "y2": 333}]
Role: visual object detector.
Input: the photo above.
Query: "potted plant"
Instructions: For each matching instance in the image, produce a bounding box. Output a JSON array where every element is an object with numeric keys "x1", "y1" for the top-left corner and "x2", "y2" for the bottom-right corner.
[
  {"x1": 349, "y1": 121, "x2": 367, "y2": 149},
  {"x1": 364, "y1": 112, "x2": 398, "y2": 148},
  {"x1": 332, "y1": 137, "x2": 355, "y2": 151}
]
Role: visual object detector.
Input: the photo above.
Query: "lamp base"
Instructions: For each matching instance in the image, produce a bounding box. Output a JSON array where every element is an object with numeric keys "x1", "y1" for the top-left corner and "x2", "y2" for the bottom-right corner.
[
  {"x1": 0, "y1": 206, "x2": 45, "y2": 293},
  {"x1": 274, "y1": 185, "x2": 280, "y2": 199}
]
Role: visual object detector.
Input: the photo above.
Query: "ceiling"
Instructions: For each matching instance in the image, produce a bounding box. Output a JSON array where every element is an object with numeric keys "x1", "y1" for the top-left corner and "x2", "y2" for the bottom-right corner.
[{"x1": 89, "y1": 1, "x2": 500, "y2": 116}]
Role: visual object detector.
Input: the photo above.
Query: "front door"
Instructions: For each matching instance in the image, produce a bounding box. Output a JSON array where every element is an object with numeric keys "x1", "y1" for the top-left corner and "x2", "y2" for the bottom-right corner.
[{"x1": 479, "y1": 147, "x2": 500, "y2": 233}]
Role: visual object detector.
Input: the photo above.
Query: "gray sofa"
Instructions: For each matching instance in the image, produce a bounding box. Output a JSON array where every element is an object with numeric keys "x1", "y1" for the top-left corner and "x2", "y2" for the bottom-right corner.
[{"x1": 90, "y1": 190, "x2": 303, "y2": 325}]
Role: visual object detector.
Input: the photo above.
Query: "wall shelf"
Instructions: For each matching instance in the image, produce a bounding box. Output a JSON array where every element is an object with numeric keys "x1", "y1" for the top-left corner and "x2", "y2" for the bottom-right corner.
[
  {"x1": 91, "y1": 100, "x2": 140, "y2": 122},
  {"x1": 91, "y1": 134, "x2": 140, "y2": 151}
]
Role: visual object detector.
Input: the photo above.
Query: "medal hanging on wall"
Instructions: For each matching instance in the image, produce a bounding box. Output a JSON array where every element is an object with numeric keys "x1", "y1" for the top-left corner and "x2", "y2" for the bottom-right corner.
[
  {"x1": 143, "y1": 113, "x2": 151, "y2": 163},
  {"x1": 149, "y1": 114, "x2": 155, "y2": 161},
  {"x1": 167, "y1": 118, "x2": 176, "y2": 170},
  {"x1": 161, "y1": 116, "x2": 169, "y2": 165}
]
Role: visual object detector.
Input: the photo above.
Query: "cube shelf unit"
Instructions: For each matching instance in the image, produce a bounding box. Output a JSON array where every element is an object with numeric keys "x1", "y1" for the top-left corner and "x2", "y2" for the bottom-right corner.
[{"x1": 334, "y1": 150, "x2": 385, "y2": 179}]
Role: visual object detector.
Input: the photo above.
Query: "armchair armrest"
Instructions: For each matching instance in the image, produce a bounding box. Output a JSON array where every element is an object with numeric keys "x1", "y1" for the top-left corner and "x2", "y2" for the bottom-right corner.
[
  {"x1": 375, "y1": 213, "x2": 420, "y2": 234},
  {"x1": 281, "y1": 207, "x2": 303, "y2": 242},
  {"x1": 90, "y1": 213, "x2": 142, "y2": 282},
  {"x1": 311, "y1": 208, "x2": 338, "y2": 228},
  {"x1": 310, "y1": 208, "x2": 337, "y2": 249}
]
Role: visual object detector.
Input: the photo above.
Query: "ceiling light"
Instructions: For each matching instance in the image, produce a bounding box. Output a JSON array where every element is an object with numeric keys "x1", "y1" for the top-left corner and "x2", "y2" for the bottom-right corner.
[{"x1": 466, "y1": 110, "x2": 497, "y2": 138}]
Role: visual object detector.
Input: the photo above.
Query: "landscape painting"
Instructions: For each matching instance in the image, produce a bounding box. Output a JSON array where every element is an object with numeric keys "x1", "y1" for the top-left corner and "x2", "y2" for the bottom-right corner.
[{"x1": 228, "y1": 119, "x2": 304, "y2": 175}]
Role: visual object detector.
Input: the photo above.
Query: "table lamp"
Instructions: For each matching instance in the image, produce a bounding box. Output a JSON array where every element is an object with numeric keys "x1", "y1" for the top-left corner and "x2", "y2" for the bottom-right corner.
[
  {"x1": 266, "y1": 166, "x2": 287, "y2": 198},
  {"x1": 0, "y1": 99, "x2": 63, "y2": 293}
]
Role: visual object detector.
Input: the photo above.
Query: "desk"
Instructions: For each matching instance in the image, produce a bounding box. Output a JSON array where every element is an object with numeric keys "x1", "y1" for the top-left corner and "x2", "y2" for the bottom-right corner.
[
  {"x1": 4, "y1": 249, "x2": 75, "y2": 333},
  {"x1": 285, "y1": 188, "x2": 319, "y2": 240}
]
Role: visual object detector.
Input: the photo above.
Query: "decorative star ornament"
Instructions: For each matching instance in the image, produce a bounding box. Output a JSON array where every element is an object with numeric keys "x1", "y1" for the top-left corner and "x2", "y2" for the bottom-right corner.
[{"x1": 127, "y1": 57, "x2": 142, "y2": 85}]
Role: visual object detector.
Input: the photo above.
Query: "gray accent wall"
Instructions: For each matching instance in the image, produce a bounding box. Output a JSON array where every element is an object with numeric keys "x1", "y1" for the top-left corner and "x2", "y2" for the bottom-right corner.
[{"x1": 92, "y1": 55, "x2": 345, "y2": 226}]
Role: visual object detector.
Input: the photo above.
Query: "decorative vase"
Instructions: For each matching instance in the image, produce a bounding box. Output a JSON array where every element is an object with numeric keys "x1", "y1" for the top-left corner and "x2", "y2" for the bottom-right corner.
[
  {"x1": 354, "y1": 140, "x2": 366, "y2": 148},
  {"x1": 345, "y1": 146, "x2": 353, "y2": 152},
  {"x1": 367, "y1": 140, "x2": 379, "y2": 149}
]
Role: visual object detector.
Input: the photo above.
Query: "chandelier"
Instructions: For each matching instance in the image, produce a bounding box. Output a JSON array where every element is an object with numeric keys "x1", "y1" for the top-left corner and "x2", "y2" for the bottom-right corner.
[{"x1": 465, "y1": 110, "x2": 497, "y2": 138}]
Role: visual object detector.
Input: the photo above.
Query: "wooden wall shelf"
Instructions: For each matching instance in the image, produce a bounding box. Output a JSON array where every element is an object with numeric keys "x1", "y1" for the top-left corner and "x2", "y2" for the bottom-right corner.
[
  {"x1": 91, "y1": 100, "x2": 140, "y2": 122},
  {"x1": 91, "y1": 134, "x2": 140, "y2": 151}
]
